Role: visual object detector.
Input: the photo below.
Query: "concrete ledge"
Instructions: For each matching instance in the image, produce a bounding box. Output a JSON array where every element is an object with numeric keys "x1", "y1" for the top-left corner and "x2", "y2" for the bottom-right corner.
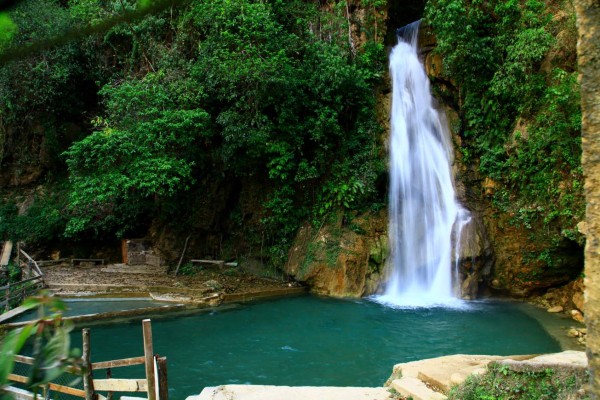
[
  {"x1": 223, "y1": 287, "x2": 308, "y2": 303},
  {"x1": 3, "y1": 304, "x2": 193, "y2": 328},
  {"x1": 191, "y1": 385, "x2": 393, "y2": 400}
]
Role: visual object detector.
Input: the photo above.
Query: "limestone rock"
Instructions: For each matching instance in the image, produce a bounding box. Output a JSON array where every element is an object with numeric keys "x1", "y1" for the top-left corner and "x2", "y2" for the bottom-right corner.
[
  {"x1": 548, "y1": 305, "x2": 564, "y2": 313},
  {"x1": 568, "y1": 328, "x2": 581, "y2": 337},
  {"x1": 571, "y1": 309, "x2": 585, "y2": 323},
  {"x1": 449, "y1": 373, "x2": 464, "y2": 386},
  {"x1": 573, "y1": 290, "x2": 585, "y2": 312},
  {"x1": 285, "y1": 211, "x2": 387, "y2": 298}
]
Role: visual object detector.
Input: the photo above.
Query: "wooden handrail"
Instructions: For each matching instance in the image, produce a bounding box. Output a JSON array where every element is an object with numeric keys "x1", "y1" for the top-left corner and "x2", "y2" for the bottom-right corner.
[
  {"x1": 8, "y1": 374, "x2": 87, "y2": 398},
  {"x1": 0, "y1": 275, "x2": 43, "y2": 291},
  {"x1": 91, "y1": 356, "x2": 145, "y2": 370},
  {"x1": 19, "y1": 249, "x2": 43, "y2": 277},
  {"x1": 13, "y1": 355, "x2": 34, "y2": 364}
]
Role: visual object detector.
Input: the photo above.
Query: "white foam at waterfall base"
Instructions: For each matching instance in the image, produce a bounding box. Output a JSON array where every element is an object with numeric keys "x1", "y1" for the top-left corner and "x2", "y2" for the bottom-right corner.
[{"x1": 375, "y1": 21, "x2": 470, "y2": 308}]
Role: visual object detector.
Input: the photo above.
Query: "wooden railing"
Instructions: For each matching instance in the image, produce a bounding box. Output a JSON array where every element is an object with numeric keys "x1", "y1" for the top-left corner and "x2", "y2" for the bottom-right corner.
[
  {"x1": 19, "y1": 249, "x2": 43, "y2": 278},
  {"x1": 7, "y1": 319, "x2": 168, "y2": 400},
  {"x1": 0, "y1": 248, "x2": 45, "y2": 312},
  {"x1": 0, "y1": 275, "x2": 45, "y2": 312}
]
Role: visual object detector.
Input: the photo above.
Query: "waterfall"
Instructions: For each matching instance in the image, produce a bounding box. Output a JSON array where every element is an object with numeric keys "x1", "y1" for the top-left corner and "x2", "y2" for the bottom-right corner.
[{"x1": 377, "y1": 21, "x2": 470, "y2": 307}]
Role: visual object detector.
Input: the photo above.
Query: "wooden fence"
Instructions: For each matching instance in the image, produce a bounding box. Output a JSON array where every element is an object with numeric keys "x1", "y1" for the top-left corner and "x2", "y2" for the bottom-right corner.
[
  {"x1": 7, "y1": 319, "x2": 168, "y2": 400},
  {"x1": 0, "y1": 249, "x2": 45, "y2": 312},
  {"x1": 0, "y1": 276, "x2": 45, "y2": 312}
]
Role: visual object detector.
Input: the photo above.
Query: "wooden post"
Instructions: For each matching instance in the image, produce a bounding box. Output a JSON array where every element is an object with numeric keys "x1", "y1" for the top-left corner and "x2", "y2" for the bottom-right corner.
[
  {"x1": 105, "y1": 368, "x2": 113, "y2": 400},
  {"x1": 142, "y1": 319, "x2": 157, "y2": 400},
  {"x1": 82, "y1": 329, "x2": 97, "y2": 400},
  {"x1": 155, "y1": 356, "x2": 168, "y2": 400},
  {"x1": 5, "y1": 284, "x2": 10, "y2": 312},
  {"x1": 16, "y1": 242, "x2": 20, "y2": 272}
]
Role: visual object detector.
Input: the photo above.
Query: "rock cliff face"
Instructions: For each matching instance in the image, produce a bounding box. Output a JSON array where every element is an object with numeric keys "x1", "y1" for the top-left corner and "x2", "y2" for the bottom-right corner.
[
  {"x1": 288, "y1": 1, "x2": 584, "y2": 301},
  {"x1": 285, "y1": 211, "x2": 387, "y2": 297},
  {"x1": 419, "y1": 11, "x2": 584, "y2": 299},
  {"x1": 574, "y1": 0, "x2": 600, "y2": 394}
]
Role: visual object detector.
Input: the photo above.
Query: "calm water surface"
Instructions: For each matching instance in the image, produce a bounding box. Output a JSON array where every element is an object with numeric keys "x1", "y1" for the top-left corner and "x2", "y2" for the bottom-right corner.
[{"x1": 69, "y1": 295, "x2": 561, "y2": 399}]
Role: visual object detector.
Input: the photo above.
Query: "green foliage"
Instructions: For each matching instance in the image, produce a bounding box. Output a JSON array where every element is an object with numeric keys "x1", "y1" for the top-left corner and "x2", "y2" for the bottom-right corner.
[
  {"x1": 60, "y1": 0, "x2": 385, "y2": 264},
  {"x1": 0, "y1": 292, "x2": 82, "y2": 398},
  {"x1": 1, "y1": 0, "x2": 385, "y2": 266},
  {"x1": 0, "y1": 0, "x2": 79, "y2": 119},
  {"x1": 0, "y1": 13, "x2": 17, "y2": 49},
  {"x1": 426, "y1": 0, "x2": 584, "y2": 248},
  {"x1": 178, "y1": 262, "x2": 199, "y2": 276},
  {"x1": 448, "y1": 362, "x2": 588, "y2": 400},
  {"x1": 0, "y1": 185, "x2": 68, "y2": 245},
  {"x1": 64, "y1": 70, "x2": 210, "y2": 237}
]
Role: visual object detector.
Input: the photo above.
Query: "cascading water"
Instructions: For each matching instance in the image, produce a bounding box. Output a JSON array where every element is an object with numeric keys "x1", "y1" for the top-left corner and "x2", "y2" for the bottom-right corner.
[{"x1": 377, "y1": 21, "x2": 470, "y2": 307}]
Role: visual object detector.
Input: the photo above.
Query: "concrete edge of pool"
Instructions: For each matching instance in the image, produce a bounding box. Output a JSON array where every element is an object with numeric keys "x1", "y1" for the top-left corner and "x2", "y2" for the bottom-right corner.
[
  {"x1": 188, "y1": 351, "x2": 588, "y2": 400},
  {"x1": 0, "y1": 286, "x2": 309, "y2": 327}
]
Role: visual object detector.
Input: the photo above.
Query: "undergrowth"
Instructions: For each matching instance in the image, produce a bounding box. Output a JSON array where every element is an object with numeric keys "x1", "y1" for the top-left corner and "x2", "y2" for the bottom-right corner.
[{"x1": 448, "y1": 362, "x2": 589, "y2": 400}]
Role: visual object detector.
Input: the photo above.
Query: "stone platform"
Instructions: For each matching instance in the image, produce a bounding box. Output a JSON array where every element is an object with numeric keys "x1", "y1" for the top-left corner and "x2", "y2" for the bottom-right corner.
[
  {"x1": 191, "y1": 385, "x2": 393, "y2": 400},
  {"x1": 188, "y1": 351, "x2": 587, "y2": 400}
]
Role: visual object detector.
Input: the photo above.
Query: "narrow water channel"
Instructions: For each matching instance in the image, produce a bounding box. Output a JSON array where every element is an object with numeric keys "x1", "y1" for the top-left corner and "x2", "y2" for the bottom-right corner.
[{"x1": 66, "y1": 295, "x2": 564, "y2": 400}]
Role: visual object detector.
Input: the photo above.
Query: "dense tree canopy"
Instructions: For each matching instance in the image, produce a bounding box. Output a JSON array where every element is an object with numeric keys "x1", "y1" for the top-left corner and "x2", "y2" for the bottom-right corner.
[{"x1": 0, "y1": 0, "x2": 386, "y2": 264}]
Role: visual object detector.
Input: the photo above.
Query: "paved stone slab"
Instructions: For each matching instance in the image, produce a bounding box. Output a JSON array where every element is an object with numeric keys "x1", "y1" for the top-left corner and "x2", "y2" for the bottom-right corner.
[
  {"x1": 386, "y1": 351, "x2": 587, "y2": 396},
  {"x1": 497, "y1": 350, "x2": 587, "y2": 372},
  {"x1": 190, "y1": 385, "x2": 393, "y2": 400}
]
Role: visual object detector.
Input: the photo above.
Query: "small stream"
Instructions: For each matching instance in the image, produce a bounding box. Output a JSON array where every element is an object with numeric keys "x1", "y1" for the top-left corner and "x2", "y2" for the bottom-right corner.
[{"x1": 60, "y1": 295, "x2": 575, "y2": 400}]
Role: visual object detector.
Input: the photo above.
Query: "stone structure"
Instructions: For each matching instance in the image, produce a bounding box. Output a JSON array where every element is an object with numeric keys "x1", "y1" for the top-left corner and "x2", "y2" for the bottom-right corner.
[
  {"x1": 122, "y1": 239, "x2": 162, "y2": 267},
  {"x1": 575, "y1": 0, "x2": 600, "y2": 397}
]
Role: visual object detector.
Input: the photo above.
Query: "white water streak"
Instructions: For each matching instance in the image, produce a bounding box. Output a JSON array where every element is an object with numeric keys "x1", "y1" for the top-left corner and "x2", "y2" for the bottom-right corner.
[{"x1": 376, "y1": 22, "x2": 470, "y2": 308}]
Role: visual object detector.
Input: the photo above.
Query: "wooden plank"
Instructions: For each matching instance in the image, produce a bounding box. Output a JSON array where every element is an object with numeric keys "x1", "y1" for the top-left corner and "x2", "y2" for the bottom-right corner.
[
  {"x1": 9, "y1": 375, "x2": 86, "y2": 398},
  {"x1": 190, "y1": 260, "x2": 237, "y2": 267},
  {"x1": 190, "y1": 259, "x2": 223, "y2": 265},
  {"x1": 47, "y1": 382, "x2": 86, "y2": 397},
  {"x1": 14, "y1": 355, "x2": 34, "y2": 364},
  {"x1": 3, "y1": 385, "x2": 37, "y2": 400},
  {"x1": 93, "y1": 379, "x2": 148, "y2": 392},
  {"x1": 142, "y1": 319, "x2": 156, "y2": 400},
  {"x1": 8, "y1": 373, "x2": 28, "y2": 384},
  {"x1": 91, "y1": 356, "x2": 146, "y2": 370}
]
